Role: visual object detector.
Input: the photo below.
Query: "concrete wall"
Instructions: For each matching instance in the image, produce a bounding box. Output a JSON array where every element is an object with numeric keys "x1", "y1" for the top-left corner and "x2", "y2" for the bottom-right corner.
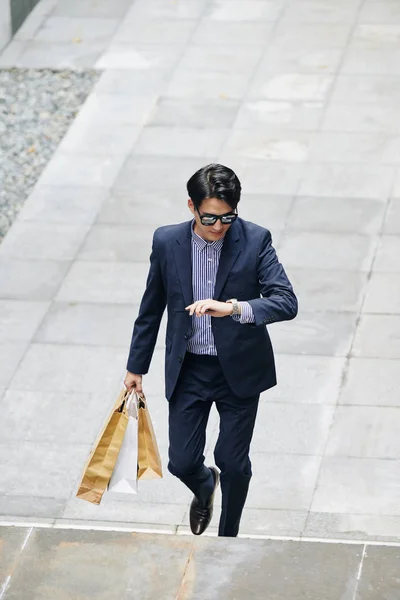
[
  {"x1": 0, "y1": 0, "x2": 12, "y2": 52},
  {"x1": 10, "y1": 0, "x2": 40, "y2": 34}
]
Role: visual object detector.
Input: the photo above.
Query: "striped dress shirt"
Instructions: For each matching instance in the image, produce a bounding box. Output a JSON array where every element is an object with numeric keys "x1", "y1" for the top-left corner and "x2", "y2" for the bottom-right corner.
[{"x1": 187, "y1": 223, "x2": 255, "y2": 356}]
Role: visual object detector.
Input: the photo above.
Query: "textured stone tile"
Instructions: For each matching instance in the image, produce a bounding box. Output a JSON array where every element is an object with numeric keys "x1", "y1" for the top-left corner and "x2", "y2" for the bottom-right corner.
[
  {"x1": 0, "y1": 300, "x2": 49, "y2": 342},
  {"x1": 76, "y1": 92, "x2": 157, "y2": 126},
  {"x1": 133, "y1": 126, "x2": 228, "y2": 158},
  {"x1": 97, "y1": 189, "x2": 189, "y2": 226},
  {"x1": 359, "y1": 1, "x2": 400, "y2": 24},
  {"x1": 0, "y1": 496, "x2": 64, "y2": 519},
  {"x1": 326, "y1": 406, "x2": 400, "y2": 459},
  {"x1": 204, "y1": 0, "x2": 284, "y2": 21},
  {"x1": 282, "y1": 1, "x2": 359, "y2": 23},
  {"x1": 287, "y1": 196, "x2": 386, "y2": 234},
  {"x1": 164, "y1": 68, "x2": 252, "y2": 100},
  {"x1": 239, "y1": 508, "x2": 307, "y2": 537},
  {"x1": 15, "y1": 40, "x2": 105, "y2": 68},
  {"x1": 62, "y1": 496, "x2": 187, "y2": 526},
  {"x1": 253, "y1": 403, "x2": 335, "y2": 455},
  {"x1": 95, "y1": 43, "x2": 182, "y2": 70},
  {"x1": 0, "y1": 222, "x2": 89, "y2": 260},
  {"x1": 0, "y1": 527, "x2": 32, "y2": 583},
  {"x1": 340, "y1": 358, "x2": 400, "y2": 407},
  {"x1": 111, "y1": 155, "x2": 204, "y2": 194},
  {"x1": 331, "y1": 75, "x2": 400, "y2": 105},
  {"x1": 246, "y1": 453, "x2": 322, "y2": 510},
  {"x1": 383, "y1": 198, "x2": 400, "y2": 234},
  {"x1": 0, "y1": 441, "x2": 89, "y2": 498},
  {"x1": 356, "y1": 546, "x2": 400, "y2": 599},
  {"x1": 233, "y1": 100, "x2": 324, "y2": 131},
  {"x1": 0, "y1": 389, "x2": 115, "y2": 445},
  {"x1": 55, "y1": 261, "x2": 149, "y2": 304},
  {"x1": 0, "y1": 40, "x2": 26, "y2": 67},
  {"x1": 39, "y1": 153, "x2": 126, "y2": 188},
  {"x1": 312, "y1": 457, "x2": 400, "y2": 515},
  {"x1": 77, "y1": 224, "x2": 154, "y2": 262},
  {"x1": 59, "y1": 121, "x2": 139, "y2": 155},
  {"x1": 148, "y1": 98, "x2": 240, "y2": 128},
  {"x1": 223, "y1": 158, "x2": 303, "y2": 195},
  {"x1": 248, "y1": 73, "x2": 334, "y2": 101},
  {"x1": 13, "y1": 0, "x2": 56, "y2": 41},
  {"x1": 278, "y1": 231, "x2": 377, "y2": 271},
  {"x1": 193, "y1": 21, "x2": 274, "y2": 45},
  {"x1": 178, "y1": 44, "x2": 263, "y2": 73},
  {"x1": 288, "y1": 269, "x2": 368, "y2": 312},
  {"x1": 34, "y1": 302, "x2": 138, "y2": 347},
  {"x1": 273, "y1": 21, "x2": 353, "y2": 48},
  {"x1": 269, "y1": 311, "x2": 357, "y2": 356},
  {"x1": 0, "y1": 343, "x2": 27, "y2": 388},
  {"x1": 363, "y1": 273, "x2": 400, "y2": 314},
  {"x1": 223, "y1": 130, "x2": 310, "y2": 161},
  {"x1": 305, "y1": 512, "x2": 400, "y2": 542},
  {"x1": 113, "y1": 18, "x2": 196, "y2": 45},
  {"x1": 8, "y1": 343, "x2": 127, "y2": 394},
  {"x1": 3, "y1": 529, "x2": 190, "y2": 600},
  {"x1": 239, "y1": 194, "x2": 292, "y2": 229},
  {"x1": 34, "y1": 16, "x2": 119, "y2": 42},
  {"x1": 95, "y1": 68, "x2": 168, "y2": 95},
  {"x1": 342, "y1": 46, "x2": 400, "y2": 76},
  {"x1": 18, "y1": 186, "x2": 108, "y2": 225},
  {"x1": 0, "y1": 259, "x2": 70, "y2": 301},
  {"x1": 299, "y1": 164, "x2": 395, "y2": 199},
  {"x1": 192, "y1": 538, "x2": 362, "y2": 600},
  {"x1": 126, "y1": 0, "x2": 205, "y2": 19},
  {"x1": 268, "y1": 354, "x2": 345, "y2": 405},
  {"x1": 53, "y1": 0, "x2": 133, "y2": 17},
  {"x1": 310, "y1": 132, "x2": 400, "y2": 164},
  {"x1": 257, "y1": 45, "x2": 343, "y2": 73},
  {"x1": 322, "y1": 103, "x2": 400, "y2": 134},
  {"x1": 353, "y1": 315, "x2": 400, "y2": 358},
  {"x1": 374, "y1": 236, "x2": 400, "y2": 272},
  {"x1": 393, "y1": 171, "x2": 400, "y2": 196}
]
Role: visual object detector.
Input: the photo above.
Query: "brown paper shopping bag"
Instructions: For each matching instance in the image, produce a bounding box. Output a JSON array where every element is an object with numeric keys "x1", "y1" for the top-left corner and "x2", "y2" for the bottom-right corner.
[
  {"x1": 76, "y1": 388, "x2": 131, "y2": 504},
  {"x1": 137, "y1": 395, "x2": 163, "y2": 480}
]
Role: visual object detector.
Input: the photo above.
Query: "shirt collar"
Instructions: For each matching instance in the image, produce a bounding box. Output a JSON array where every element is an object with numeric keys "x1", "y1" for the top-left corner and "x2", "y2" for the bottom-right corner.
[{"x1": 191, "y1": 220, "x2": 225, "y2": 253}]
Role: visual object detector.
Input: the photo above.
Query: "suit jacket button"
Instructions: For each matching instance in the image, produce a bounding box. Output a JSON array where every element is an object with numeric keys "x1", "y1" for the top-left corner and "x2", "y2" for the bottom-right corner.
[{"x1": 184, "y1": 334, "x2": 189, "y2": 339}]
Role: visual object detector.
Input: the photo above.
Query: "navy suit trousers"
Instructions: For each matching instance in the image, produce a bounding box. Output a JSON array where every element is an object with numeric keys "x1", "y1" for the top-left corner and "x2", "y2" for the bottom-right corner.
[{"x1": 168, "y1": 352, "x2": 259, "y2": 537}]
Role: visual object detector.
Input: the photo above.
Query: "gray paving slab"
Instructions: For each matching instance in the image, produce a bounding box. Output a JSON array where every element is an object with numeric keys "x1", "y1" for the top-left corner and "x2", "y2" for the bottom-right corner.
[
  {"x1": 95, "y1": 42, "x2": 183, "y2": 71},
  {"x1": 252, "y1": 402, "x2": 335, "y2": 455},
  {"x1": 325, "y1": 406, "x2": 400, "y2": 459},
  {"x1": 0, "y1": 343, "x2": 28, "y2": 388},
  {"x1": 112, "y1": 17, "x2": 197, "y2": 45},
  {"x1": 352, "y1": 315, "x2": 400, "y2": 358},
  {"x1": 0, "y1": 496, "x2": 65, "y2": 520},
  {"x1": 14, "y1": 40, "x2": 106, "y2": 69},
  {"x1": 133, "y1": 125, "x2": 229, "y2": 159},
  {"x1": 192, "y1": 20, "x2": 274, "y2": 45},
  {"x1": 248, "y1": 72, "x2": 335, "y2": 101},
  {"x1": 322, "y1": 103, "x2": 400, "y2": 134},
  {"x1": 52, "y1": 0, "x2": 133, "y2": 18},
  {"x1": 39, "y1": 152, "x2": 126, "y2": 188},
  {"x1": 0, "y1": 527, "x2": 31, "y2": 582},
  {"x1": 17, "y1": 186, "x2": 109, "y2": 225},
  {"x1": 257, "y1": 45, "x2": 344, "y2": 74},
  {"x1": 311, "y1": 457, "x2": 400, "y2": 515},
  {"x1": 373, "y1": 235, "x2": 400, "y2": 271},
  {"x1": 148, "y1": 97, "x2": 240, "y2": 128},
  {"x1": 288, "y1": 269, "x2": 368, "y2": 312},
  {"x1": 0, "y1": 301, "x2": 49, "y2": 343},
  {"x1": 0, "y1": 259, "x2": 70, "y2": 301},
  {"x1": 363, "y1": 273, "x2": 400, "y2": 314},
  {"x1": 33, "y1": 16, "x2": 120, "y2": 43},
  {"x1": 339, "y1": 358, "x2": 400, "y2": 407},
  {"x1": 268, "y1": 354, "x2": 345, "y2": 405},
  {"x1": 77, "y1": 223, "x2": 154, "y2": 262},
  {"x1": 233, "y1": 99, "x2": 324, "y2": 131},
  {"x1": 286, "y1": 196, "x2": 386, "y2": 234},
  {"x1": 269, "y1": 310, "x2": 357, "y2": 356},
  {"x1": 304, "y1": 511, "x2": 400, "y2": 542},
  {"x1": 355, "y1": 545, "x2": 400, "y2": 600}
]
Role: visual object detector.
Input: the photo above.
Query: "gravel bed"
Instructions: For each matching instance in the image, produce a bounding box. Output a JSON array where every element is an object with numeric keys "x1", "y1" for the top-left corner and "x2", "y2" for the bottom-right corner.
[{"x1": 0, "y1": 68, "x2": 100, "y2": 241}]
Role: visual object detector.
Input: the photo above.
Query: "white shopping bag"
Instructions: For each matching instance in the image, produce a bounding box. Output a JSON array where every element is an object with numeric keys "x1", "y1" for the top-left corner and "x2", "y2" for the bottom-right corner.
[{"x1": 108, "y1": 391, "x2": 139, "y2": 495}]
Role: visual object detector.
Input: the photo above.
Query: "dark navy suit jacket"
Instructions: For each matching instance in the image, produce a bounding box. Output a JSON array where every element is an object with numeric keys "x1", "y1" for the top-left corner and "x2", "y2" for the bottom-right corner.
[{"x1": 127, "y1": 218, "x2": 298, "y2": 400}]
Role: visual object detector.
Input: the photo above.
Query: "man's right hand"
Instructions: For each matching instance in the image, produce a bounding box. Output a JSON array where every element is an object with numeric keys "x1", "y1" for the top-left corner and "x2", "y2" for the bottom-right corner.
[{"x1": 124, "y1": 371, "x2": 143, "y2": 395}]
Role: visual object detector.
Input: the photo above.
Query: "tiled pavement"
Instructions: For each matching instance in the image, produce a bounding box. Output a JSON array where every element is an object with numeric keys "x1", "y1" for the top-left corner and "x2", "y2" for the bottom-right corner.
[{"x1": 1, "y1": 0, "x2": 400, "y2": 563}]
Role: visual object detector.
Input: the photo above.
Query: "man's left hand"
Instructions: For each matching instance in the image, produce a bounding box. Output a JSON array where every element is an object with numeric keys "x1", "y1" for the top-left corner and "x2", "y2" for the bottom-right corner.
[{"x1": 185, "y1": 299, "x2": 233, "y2": 318}]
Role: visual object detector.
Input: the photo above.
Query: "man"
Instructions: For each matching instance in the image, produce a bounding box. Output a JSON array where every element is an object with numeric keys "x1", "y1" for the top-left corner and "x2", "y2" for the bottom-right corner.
[{"x1": 125, "y1": 163, "x2": 297, "y2": 537}]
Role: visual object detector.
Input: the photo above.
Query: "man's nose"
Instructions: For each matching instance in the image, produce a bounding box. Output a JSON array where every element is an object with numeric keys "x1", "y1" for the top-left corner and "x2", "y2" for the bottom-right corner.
[{"x1": 214, "y1": 219, "x2": 223, "y2": 230}]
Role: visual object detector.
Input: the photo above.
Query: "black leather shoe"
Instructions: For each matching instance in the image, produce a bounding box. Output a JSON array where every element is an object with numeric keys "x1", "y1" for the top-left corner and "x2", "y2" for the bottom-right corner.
[{"x1": 189, "y1": 467, "x2": 220, "y2": 536}]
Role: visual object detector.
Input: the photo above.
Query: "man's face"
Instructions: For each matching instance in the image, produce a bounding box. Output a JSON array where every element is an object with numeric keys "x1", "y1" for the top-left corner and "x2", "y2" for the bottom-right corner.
[{"x1": 188, "y1": 197, "x2": 236, "y2": 242}]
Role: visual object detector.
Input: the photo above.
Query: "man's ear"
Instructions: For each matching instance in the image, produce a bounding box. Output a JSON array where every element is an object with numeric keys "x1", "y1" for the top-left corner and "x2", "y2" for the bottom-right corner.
[{"x1": 188, "y1": 198, "x2": 195, "y2": 214}]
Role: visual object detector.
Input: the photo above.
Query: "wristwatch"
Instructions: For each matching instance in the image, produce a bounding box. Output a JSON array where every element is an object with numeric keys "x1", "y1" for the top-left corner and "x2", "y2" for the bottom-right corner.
[{"x1": 227, "y1": 298, "x2": 241, "y2": 316}]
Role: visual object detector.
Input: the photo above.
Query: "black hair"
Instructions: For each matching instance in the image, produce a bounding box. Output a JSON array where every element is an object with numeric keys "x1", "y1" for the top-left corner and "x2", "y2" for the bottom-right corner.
[{"x1": 186, "y1": 163, "x2": 241, "y2": 211}]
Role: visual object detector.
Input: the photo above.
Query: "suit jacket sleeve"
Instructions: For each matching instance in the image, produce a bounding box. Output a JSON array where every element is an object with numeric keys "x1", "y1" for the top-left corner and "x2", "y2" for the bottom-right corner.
[
  {"x1": 247, "y1": 230, "x2": 298, "y2": 327},
  {"x1": 126, "y1": 232, "x2": 167, "y2": 374}
]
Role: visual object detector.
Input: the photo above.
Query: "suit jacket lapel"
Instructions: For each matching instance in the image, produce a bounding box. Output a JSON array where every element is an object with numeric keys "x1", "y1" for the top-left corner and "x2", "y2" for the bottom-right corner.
[
  {"x1": 172, "y1": 221, "x2": 193, "y2": 307},
  {"x1": 214, "y1": 221, "x2": 241, "y2": 301}
]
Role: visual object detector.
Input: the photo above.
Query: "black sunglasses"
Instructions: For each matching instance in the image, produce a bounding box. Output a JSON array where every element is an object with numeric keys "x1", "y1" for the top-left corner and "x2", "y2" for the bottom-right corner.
[{"x1": 196, "y1": 207, "x2": 238, "y2": 226}]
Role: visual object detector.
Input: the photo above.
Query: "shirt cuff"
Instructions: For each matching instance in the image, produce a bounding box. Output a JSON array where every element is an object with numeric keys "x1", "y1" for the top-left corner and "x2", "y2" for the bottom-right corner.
[{"x1": 231, "y1": 301, "x2": 256, "y2": 324}]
